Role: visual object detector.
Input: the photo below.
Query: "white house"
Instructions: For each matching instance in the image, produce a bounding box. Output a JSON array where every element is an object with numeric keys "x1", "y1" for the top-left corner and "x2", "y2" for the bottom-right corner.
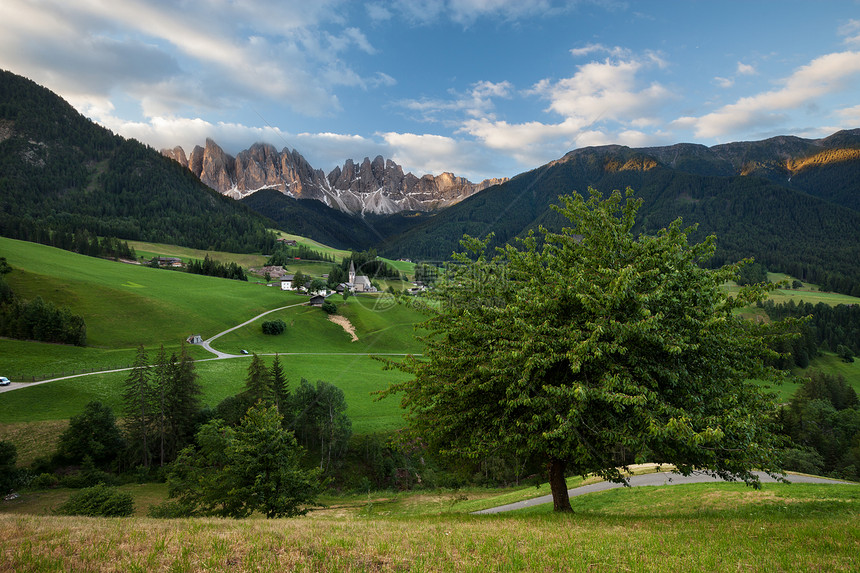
[{"x1": 280, "y1": 274, "x2": 296, "y2": 291}]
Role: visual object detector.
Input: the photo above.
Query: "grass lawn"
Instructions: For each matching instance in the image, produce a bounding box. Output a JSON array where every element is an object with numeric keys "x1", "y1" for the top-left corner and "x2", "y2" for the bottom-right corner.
[
  {"x1": 0, "y1": 420, "x2": 68, "y2": 467},
  {"x1": 724, "y1": 273, "x2": 860, "y2": 307},
  {"x1": 1, "y1": 237, "x2": 304, "y2": 348},
  {"x1": 747, "y1": 351, "x2": 860, "y2": 404},
  {"x1": 0, "y1": 339, "x2": 211, "y2": 381},
  {"x1": 799, "y1": 352, "x2": 860, "y2": 393},
  {"x1": 378, "y1": 257, "x2": 416, "y2": 277},
  {"x1": 0, "y1": 354, "x2": 408, "y2": 434},
  {"x1": 210, "y1": 298, "x2": 425, "y2": 356},
  {"x1": 274, "y1": 231, "x2": 350, "y2": 261},
  {"x1": 125, "y1": 241, "x2": 268, "y2": 269},
  {"x1": 1, "y1": 481, "x2": 857, "y2": 572}
]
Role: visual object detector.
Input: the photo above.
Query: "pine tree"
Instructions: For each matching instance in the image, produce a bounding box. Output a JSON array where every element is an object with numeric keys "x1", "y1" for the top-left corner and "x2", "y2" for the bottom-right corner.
[
  {"x1": 151, "y1": 345, "x2": 171, "y2": 467},
  {"x1": 166, "y1": 343, "x2": 202, "y2": 459},
  {"x1": 243, "y1": 353, "x2": 272, "y2": 405},
  {"x1": 123, "y1": 345, "x2": 153, "y2": 468},
  {"x1": 270, "y1": 354, "x2": 290, "y2": 422}
]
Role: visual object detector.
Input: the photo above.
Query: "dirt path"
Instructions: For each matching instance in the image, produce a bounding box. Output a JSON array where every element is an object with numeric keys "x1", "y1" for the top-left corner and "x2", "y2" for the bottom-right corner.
[{"x1": 328, "y1": 314, "x2": 358, "y2": 342}]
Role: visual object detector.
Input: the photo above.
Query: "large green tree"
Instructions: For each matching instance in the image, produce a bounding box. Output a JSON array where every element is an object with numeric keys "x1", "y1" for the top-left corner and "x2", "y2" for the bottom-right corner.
[
  {"x1": 158, "y1": 403, "x2": 321, "y2": 518},
  {"x1": 291, "y1": 379, "x2": 352, "y2": 472},
  {"x1": 56, "y1": 401, "x2": 124, "y2": 469},
  {"x1": 386, "y1": 188, "x2": 792, "y2": 512}
]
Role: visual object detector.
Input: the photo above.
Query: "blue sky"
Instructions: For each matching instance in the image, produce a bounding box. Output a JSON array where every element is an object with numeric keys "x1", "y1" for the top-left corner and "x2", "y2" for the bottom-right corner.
[{"x1": 2, "y1": 1, "x2": 860, "y2": 181}]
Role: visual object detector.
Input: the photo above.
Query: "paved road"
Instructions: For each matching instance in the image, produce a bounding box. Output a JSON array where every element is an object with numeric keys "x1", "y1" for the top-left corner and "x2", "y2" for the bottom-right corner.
[
  {"x1": 0, "y1": 301, "x2": 420, "y2": 393},
  {"x1": 473, "y1": 471, "x2": 856, "y2": 514},
  {"x1": 200, "y1": 302, "x2": 307, "y2": 358}
]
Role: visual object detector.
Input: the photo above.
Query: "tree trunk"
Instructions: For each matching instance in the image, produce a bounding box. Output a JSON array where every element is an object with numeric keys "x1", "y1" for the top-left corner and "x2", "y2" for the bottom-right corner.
[{"x1": 548, "y1": 457, "x2": 573, "y2": 512}]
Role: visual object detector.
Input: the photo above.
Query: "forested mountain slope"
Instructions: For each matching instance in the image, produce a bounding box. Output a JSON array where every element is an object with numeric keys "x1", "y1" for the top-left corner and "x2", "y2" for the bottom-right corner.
[
  {"x1": 240, "y1": 188, "x2": 428, "y2": 251},
  {"x1": 381, "y1": 143, "x2": 860, "y2": 295},
  {"x1": 0, "y1": 70, "x2": 276, "y2": 253}
]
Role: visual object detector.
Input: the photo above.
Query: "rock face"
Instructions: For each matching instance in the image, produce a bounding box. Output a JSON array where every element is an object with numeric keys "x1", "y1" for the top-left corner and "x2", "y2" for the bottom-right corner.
[{"x1": 162, "y1": 139, "x2": 506, "y2": 215}]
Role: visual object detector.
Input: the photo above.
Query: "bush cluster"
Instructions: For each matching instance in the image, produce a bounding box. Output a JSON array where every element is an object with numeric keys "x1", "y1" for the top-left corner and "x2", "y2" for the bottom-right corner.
[
  {"x1": 54, "y1": 483, "x2": 134, "y2": 517},
  {"x1": 261, "y1": 319, "x2": 286, "y2": 335}
]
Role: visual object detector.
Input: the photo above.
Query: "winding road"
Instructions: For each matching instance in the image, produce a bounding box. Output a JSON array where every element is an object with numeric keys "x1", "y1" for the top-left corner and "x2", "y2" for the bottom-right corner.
[
  {"x1": 473, "y1": 470, "x2": 856, "y2": 514},
  {"x1": 0, "y1": 301, "x2": 417, "y2": 393},
  {"x1": 199, "y1": 302, "x2": 306, "y2": 359}
]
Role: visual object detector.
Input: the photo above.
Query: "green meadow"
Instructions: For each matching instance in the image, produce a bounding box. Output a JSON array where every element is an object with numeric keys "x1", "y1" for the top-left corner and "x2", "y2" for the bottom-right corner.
[
  {"x1": 126, "y1": 240, "x2": 269, "y2": 269},
  {"x1": 0, "y1": 355, "x2": 408, "y2": 433},
  {"x1": 209, "y1": 297, "x2": 425, "y2": 355},
  {"x1": 1, "y1": 236, "x2": 303, "y2": 348},
  {"x1": 274, "y1": 230, "x2": 350, "y2": 260},
  {"x1": 0, "y1": 236, "x2": 422, "y2": 463},
  {"x1": 1, "y1": 480, "x2": 858, "y2": 572},
  {"x1": 723, "y1": 272, "x2": 860, "y2": 307},
  {"x1": 2, "y1": 237, "x2": 860, "y2": 572}
]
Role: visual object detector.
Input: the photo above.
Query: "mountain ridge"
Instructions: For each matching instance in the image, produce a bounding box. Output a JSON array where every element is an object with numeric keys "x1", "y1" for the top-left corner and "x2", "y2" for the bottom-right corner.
[
  {"x1": 0, "y1": 69, "x2": 277, "y2": 254},
  {"x1": 163, "y1": 140, "x2": 507, "y2": 216},
  {"x1": 380, "y1": 130, "x2": 860, "y2": 294}
]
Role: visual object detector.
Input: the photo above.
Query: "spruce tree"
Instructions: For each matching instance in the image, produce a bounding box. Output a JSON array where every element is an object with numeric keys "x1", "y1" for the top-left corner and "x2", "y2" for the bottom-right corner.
[
  {"x1": 151, "y1": 345, "x2": 171, "y2": 466},
  {"x1": 166, "y1": 344, "x2": 202, "y2": 459},
  {"x1": 122, "y1": 345, "x2": 153, "y2": 468},
  {"x1": 270, "y1": 354, "x2": 290, "y2": 421},
  {"x1": 243, "y1": 353, "x2": 272, "y2": 405}
]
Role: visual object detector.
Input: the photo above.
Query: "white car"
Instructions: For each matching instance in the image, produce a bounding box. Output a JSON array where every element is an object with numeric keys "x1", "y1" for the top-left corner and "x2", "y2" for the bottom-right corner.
[{"x1": 0, "y1": 377, "x2": 10, "y2": 386}]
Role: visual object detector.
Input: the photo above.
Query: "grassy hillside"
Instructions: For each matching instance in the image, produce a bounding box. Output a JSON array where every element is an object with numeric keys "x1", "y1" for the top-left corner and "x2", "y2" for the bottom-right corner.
[
  {"x1": 0, "y1": 354, "x2": 408, "y2": 433},
  {"x1": 127, "y1": 240, "x2": 269, "y2": 269},
  {"x1": 1, "y1": 236, "x2": 302, "y2": 348},
  {"x1": 1, "y1": 481, "x2": 857, "y2": 571},
  {"x1": 0, "y1": 235, "x2": 423, "y2": 465},
  {"x1": 209, "y1": 299, "x2": 424, "y2": 356}
]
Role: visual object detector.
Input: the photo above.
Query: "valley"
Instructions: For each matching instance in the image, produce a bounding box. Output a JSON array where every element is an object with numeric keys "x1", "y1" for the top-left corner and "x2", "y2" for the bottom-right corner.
[{"x1": 1, "y1": 68, "x2": 860, "y2": 572}]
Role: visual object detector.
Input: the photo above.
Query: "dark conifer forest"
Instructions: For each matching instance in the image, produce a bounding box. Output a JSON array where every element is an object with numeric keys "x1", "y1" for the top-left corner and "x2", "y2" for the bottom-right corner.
[{"x1": 0, "y1": 70, "x2": 277, "y2": 255}]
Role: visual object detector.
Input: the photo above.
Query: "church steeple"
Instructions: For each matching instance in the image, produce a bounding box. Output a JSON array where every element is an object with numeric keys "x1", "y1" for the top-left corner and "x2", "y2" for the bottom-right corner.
[{"x1": 348, "y1": 260, "x2": 356, "y2": 284}]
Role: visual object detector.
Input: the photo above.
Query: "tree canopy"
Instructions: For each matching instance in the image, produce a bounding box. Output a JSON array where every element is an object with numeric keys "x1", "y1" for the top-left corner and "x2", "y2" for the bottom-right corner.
[
  {"x1": 385, "y1": 188, "x2": 793, "y2": 511},
  {"x1": 156, "y1": 403, "x2": 321, "y2": 519}
]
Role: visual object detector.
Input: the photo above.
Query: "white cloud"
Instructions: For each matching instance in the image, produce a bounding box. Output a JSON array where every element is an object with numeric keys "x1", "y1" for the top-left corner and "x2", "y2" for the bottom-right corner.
[
  {"x1": 433, "y1": 48, "x2": 677, "y2": 169},
  {"x1": 379, "y1": 132, "x2": 485, "y2": 177},
  {"x1": 839, "y1": 19, "x2": 860, "y2": 45},
  {"x1": 366, "y1": 3, "x2": 393, "y2": 22},
  {"x1": 532, "y1": 56, "x2": 673, "y2": 125},
  {"x1": 570, "y1": 44, "x2": 630, "y2": 58},
  {"x1": 714, "y1": 76, "x2": 734, "y2": 89},
  {"x1": 397, "y1": 80, "x2": 514, "y2": 123},
  {"x1": 836, "y1": 104, "x2": 860, "y2": 125},
  {"x1": 0, "y1": 0, "x2": 384, "y2": 121},
  {"x1": 736, "y1": 62, "x2": 756, "y2": 75},
  {"x1": 394, "y1": 0, "x2": 572, "y2": 25},
  {"x1": 683, "y1": 51, "x2": 860, "y2": 138}
]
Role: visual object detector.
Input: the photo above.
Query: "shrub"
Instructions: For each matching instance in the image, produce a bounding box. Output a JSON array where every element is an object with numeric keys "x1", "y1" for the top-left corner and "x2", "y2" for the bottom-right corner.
[
  {"x1": 147, "y1": 499, "x2": 195, "y2": 518},
  {"x1": 30, "y1": 473, "x2": 60, "y2": 490},
  {"x1": 320, "y1": 301, "x2": 337, "y2": 315},
  {"x1": 58, "y1": 456, "x2": 115, "y2": 489},
  {"x1": 55, "y1": 483, "x2": 134, "y2": 517},
  {"x1": 261, "y1": 319, "x2": 287, "y2": 335}
]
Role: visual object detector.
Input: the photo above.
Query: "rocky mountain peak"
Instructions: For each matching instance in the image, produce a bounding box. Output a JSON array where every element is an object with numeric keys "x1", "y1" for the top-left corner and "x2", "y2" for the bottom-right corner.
[{"x1": 162, "y1": 142, "x2": 507, "y2": 215}]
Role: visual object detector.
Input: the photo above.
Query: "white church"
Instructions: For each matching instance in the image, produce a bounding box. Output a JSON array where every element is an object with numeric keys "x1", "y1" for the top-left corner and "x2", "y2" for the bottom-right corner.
[{"x1": 348, "y1": 261, "x2": 375, "y2": 293}]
